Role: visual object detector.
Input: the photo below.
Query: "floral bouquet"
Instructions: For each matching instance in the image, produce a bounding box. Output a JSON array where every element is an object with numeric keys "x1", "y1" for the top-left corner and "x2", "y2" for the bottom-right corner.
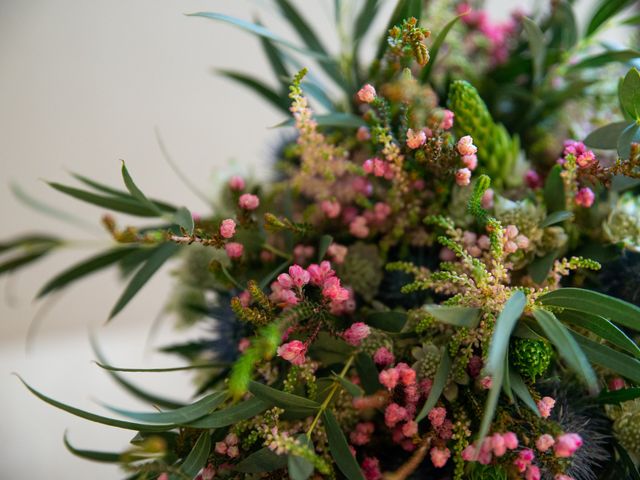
[{"x1": 4, "y1": 1, "x2": 640, "y2": 479}]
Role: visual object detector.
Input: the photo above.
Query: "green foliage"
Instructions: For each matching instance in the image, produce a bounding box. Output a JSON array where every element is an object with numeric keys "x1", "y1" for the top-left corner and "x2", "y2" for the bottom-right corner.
[
  {"x1": 448, "y1": 81, "x2": 520, "y2": 187},
  {"x1": 322, "y1": 409, "x2": 365, "y2": 480},
  {"x1": 510, "y1": 338, "x2": 553, "y2": 381}
]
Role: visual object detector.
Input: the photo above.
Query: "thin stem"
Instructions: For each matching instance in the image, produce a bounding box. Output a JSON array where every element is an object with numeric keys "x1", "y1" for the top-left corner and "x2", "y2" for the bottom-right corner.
[{"x1": 306, "y1": 354, "x2": 355, "y2": 438}]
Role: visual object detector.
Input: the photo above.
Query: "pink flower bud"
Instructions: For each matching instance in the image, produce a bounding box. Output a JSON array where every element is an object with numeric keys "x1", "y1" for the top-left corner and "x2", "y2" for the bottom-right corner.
[
  {"x1": 357, "y1": 84, "x2": 377, "y2": 103},
  {"x1": 228, "y1": 175, "x2": 245, "y2": 191},
  {"x1": 402, "y1": 420, "x2": 418, "y2": 437},
  {"x1": 462, "y1": 154, "x2": 478, "y2": 170},
  {"x1": 525, "y1": 465, "x2": 541, "y2": 480},
  {"x1": 276, "y1": 273, "x2": 293, "y2": 289},
  {"x1": 461, "y1": 444, "x2": 476, "y2": 461},
  {"x1": 455, "y1": 168, "x2": 471, "y2": 186},
  {"x1": 350, "y1": 216, "x2": 370, "y2": 238},
  {"x1": 384, "y1": 403, "x2": 408, "y2": 427},
  {"x1": 374, "y1": 347, "x2": 395, "y2": 366},
  {"x1": 219, "y1": 219, "x2": 236, "y2": 239},
  {"x1": 321, "y1": 200, "x2": 342, "y2": 219},
  {"x1": 430, "y1": 447, "x2": 451, "y2": 468},
  {"x1": 457, "y1": 135, "x2": 478, "y2": 156},
  {"x1": 480, "y1": 375, "x2": 493, "y2": 390},
  {"x1": 535, "y1": 434, "x2": 555, "y2": 452},
  {"x1": 379, "y1": 368, "x2": 400, "y2": 389},
  {"x1": 277, "y1": 340, "x2": 307, "y2": 366},
  {"x1": 225, "y1": 242, "x2": 244, "y2": 259},
  {"x1": 215, "y1": 441, "x2": 228, "y2": 455},
  {"x1": 238, "y1": 193, "x2": 260, "y2": 210},
  {"x1": 609, "y1": 377, "x2": 625, "y2": 391},
  {"x1": 356, "y1": 126, "x2": 371, "y2": 141},
  {"x1": 554, "y1": 433, "x2": 583, "y2": 457},
  {"x1": 491, "y1": 433, "x2": 507, "y2": 457},
  {"x1": 575, "y1": 187, "x2": 595, "y2": 208},
  {"x1": 502, "y1": 432, "x2": 519, "y2": 450},
  {"x1": 537, "y1": 396, "x2": 556, "y2": 418},
  {"x1": 481, "y1": 188, "x2": 494, "y2": 209},
  {"x1": 342, "y1": 322, "x2": 371, "y2": 346},
  {"x1": 428, "y1": 407, "x2": 447, "y2": 428},
  {"x1": 525, "y1": 169, "x2": 542, "y2": 189},
  {"x1": 288, "y1": 265, "x2": 310, "y2": 287},
  {"x1": 440, "y1": 109, "x2": 454, "y2": 130},
  {"x1": 406, "y1": 128, "x2": 426, "y2": 149}
]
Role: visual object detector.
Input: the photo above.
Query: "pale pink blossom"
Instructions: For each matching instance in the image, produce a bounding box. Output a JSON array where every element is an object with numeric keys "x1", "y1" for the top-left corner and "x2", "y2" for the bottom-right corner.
[
  {"x1": 537, "y1": 396, "x2": 556, "y2": 418},
  {"x1": 477, "y1": 235, "x2": 491, "y2": 250},
  {"x1": 440, "y1": 247, "x2": 456, "y2": 261},
  {"x1": 238, "y1": 193, "x2": 260, "y2": 210},
  {"x1": 503, "y1": 432, "x2": 519, "y2": 450},
  {"x1": 440, "y1": 110, "x2": 454, "y2": 130},
  {"x1": 402, "y1": 420, "x2": 418, "y2": 437},
  {"x1": 343, "y1": 322, "x2": 371, "y2": 346},
  {"x1": 491, "y1": 433, "x2": 507, "y2": 457},
  {"x1": 350, "y1": 422, "x2": 374, "y2": 446},
  {"x1": 327, "y1": 243, "x2": 347, "y2": 264},
  {"x1": 575, "y1": 187, "x2": 595, "y2": 207},
  {"x1": 428, "y1": 407, "x2": 447, "y2": 428},
  {"x1": 350, "y1": 216, "x2": 370, "y2": 238},
  {"x1": 307, "y1": 261, "x2": 334, "y2": 285},
  {"x1": 481, "y1": 188, "x2": 494, "y2": 209},
  {"x1": 525, "y1": 465, "x2": 541, "y2": 480},
  {"x1": 384, "y1": 403, "x2": 408, "y2": 427},
  {"x1": 455, "y1": 168, "x2": 472, "y2": 186},
  {"x1": 609, "y1": 377, "x2": 625, "y2": 391},
  {"x1": 373, "y1": 202, "x2": 392, "y2": 221},
  {"x1": 430, "y1": 447, "x2": 451, "y2": 468},
  {"x1": 396, "y1": 363, "x2": 417, "y2": 386},
  {"x1": 237, "y1": 337, "x2": 251, "y2": 353},
  {"x1": 461, "y1": 444, "x2": 476, "y2": 461},
  {"x1": 362, "y1": 457, "x2": 382, "y2": 480},
  {"x1": 535, "y1": 434, "x2": 555, "y2": 452},
  {"x1": 215, "y1": 441, "x2": 228, "y2": 455},
  {"x1": 277, "y1": 340, "x2": 307, "y2": 366},
  {"x1": 288, "y1": 265, "x2": 310, "y2": 287},
  {"x1": 480, "y1": 375, "x2": 493, "y2": 389},
  {"x1": 379, "y1": 368, "x2": 399, "y2": 389},
  {"x1": 462, "y1": 154, "x2": 478, "y2": 170},
  {"x1": 515, "y1": 234, "x2": 530, "y2": 249},
  {"x1": 406, "y1": 128, "x2": 426, "y2": 149},
  {"x1": 374, "y1": 347, "x2": 395, "y2": 366},
  {"x1": 225, "y1": 242, "x2": 244, "y2": 259},
  {"x1": 357, "y1": 126, "x2": 371, "y2": 141},
  {"x1": 228, "y1": 175, "x2": 245, "y2": 191},
  {"x1": 357, "y1": 84, "x2": 377, "y2": 103},
  {"x1": 219, "y1": 219, "x2": 236, "y2": 239},
  {"x1": 321, "y1": 200, "x2": 342, "y2": 218},
  {"x1": 457, "y1": 135, "x2": 478, "y2": 156},
  {"x1": 226, "y1": 445, "x2": 239, "y2": 458},
  {"x1": 276, "y1": 273, "x2": 293, "y2": 289},
  {"x1": 554, "y1": 433, "x2": 583, "y2": 457}
]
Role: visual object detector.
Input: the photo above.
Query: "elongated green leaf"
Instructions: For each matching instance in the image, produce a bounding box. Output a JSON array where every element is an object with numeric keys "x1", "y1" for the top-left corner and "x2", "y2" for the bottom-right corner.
[
  {"x1": 528, "y1": 251, "x2": 558, "y2": 284},
  {"x1": 522, "y1": 17, "x2": 546, "y2": 85},
  {"x1": 248, "y1": 381, "x2": 319, "y2": 414},
  {"x1": 569, "y1": 50, "x2": 640, "y2": 72},
  {"x1": 0, "y1": 234, "x2": 60, "y2": 255},
  {"x1": 620, "y1": 68, "x2": 640, "y2": 120},
  {"x1": 509, "y1": 370, "x2": 540, "y2": 415},
  {"x1": 621, "y1": 13, "x2": 640, "y2": 26},
  {"x1": 175, "y1": 431, "x2": 211, "y2": 479},
  {"x1": 335, "y1": 375, "x2": 364, "y2": 397},
  {"x1": 422, "y1": 305, "x2": 481, "y2": 328},
  {"x1": 355, "y1": 353, "x2": 382, "y2": 394},
  {"x1": 188, "y1": 397, "x2": 269, "y2": 428},
  {"x1": 217, "y1": 69, "x2": 289, "y2": 113},
  {"x1": 64, "y1": 432, "x2": 121, "y2": 463},
  {"x1": 539, "y1": 287, "x2": 640, "y2": 331},
  {"x1": 366, "y1": 311, "x2": 407, "y2": 332},
  {"x1": 616, "y1": 441, "x2": 640, "y2": 480},
  {"x1": 308, "y1": 332, "x2": 353, "y2": 365},
  {"x1": 16, "y1": 376, "x2": 176, "y2": 431},
  {"x1": 288, "y1": 434, "x2": 314, "y2": 480},
  {"x1": 486, "y1": 292, "x2": 526, "y2": 373},
  {"x1": 560, "y1": 310, "x2": 640, "y2": 358},
  {"x1": 420, "y1": 13, "x2": 463, "y2": 82},
  {"x1": 259, "y1": 259, "x2": 291, "y2": 290},
  {"x1": 274, "y1": 0, "x2": 327, "y2": 56},
  {"x1": 172, "y1": 206, "x2": 194, "y2": 235},
  {"x1": 323, "y1": 409, "x2": 365, "y2": 480},
  {"x1": 255, "y1": 17, "x2": 289, "y2": 84},
  {"x1": 543, "y1": 165, "x2": 565, "y2": 213},
  {"x1": 533, "y1": 309, "x2": 598, "y2": 392},
  {"x1": 95, "y1": 362, "x2": 227, "y2": 373},
  {"x1": 38, "y1": 246, "x2": 139, "y2": 298},
  {"x1": 109, "y1": 242, "x2": 179, "y2": 320},
  {"x1": 236, "y1": 447, "x2": 287, "y2": 473},
  {"x1": 618, "y1": 121, "x2": 640, "y2": 159},
  {"x1": 0, "y1": 250, "x2": 52, "y2": 275},
  {"x1": 539, "y1": 210, "x2": 573, "y2": 228},
  {"x1": 584, "y1": 121, "x2": 630, "y2": 149},
  {"x1": 188, "y1": 12, "x2": 330, "y2": 60},
  {"x1": 276, "y1": 113, "x2": 367, "y2": 129},
  {"x1": 101, "y1": 391, "x2": 226, "y2": 424},
  {"x1": 598, "y1": 387, "x2": 640, "y2": 404},
  {"x1": 587, "y1": 0, "x2": 636, "y2": 36},
  {"x1": 571, "y1": 330, "x2": 640, "y2": 384},
  {"x1": 121, "y1": 161, "x2": 163, "y2": 216},
  {"x1": 317, "y1": 234, "x2": 333, "y2": 262},
  {"x1": 416, "y1": 349, "x2": 451, "y2": 422},
  {"x1": 353, "y1": 0, "x2": 380, "y2": 45}
]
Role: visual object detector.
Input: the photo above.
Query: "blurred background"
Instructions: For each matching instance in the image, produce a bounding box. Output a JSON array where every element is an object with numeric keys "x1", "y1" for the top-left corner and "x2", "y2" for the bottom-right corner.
[{"x1": 0, "y1": 0, "x2": 614, "y2": 477}]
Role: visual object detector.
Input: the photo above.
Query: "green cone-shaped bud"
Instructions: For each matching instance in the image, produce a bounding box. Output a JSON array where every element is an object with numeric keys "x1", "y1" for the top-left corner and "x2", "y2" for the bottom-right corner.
[
  {"x1": 510, "y1": 338, "x2": 553, "y2": 381},
  {"x1": 448, "y1": 80, "x2": 520, "y2": 188}
]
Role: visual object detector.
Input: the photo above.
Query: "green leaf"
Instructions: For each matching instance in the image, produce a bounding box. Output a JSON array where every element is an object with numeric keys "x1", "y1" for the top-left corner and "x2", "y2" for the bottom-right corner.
[
  {"x1": 509, "y1": 370, "x2": 540, "y2": 415},
  {"x1": 355, "y1": 353, "x2": 382, "y2": 395},
  {"x1": 617, "y1": 122, "x2": 640, "y2": 159},
  {"x1": 63, "y1": 432, "x2": 121, "y2": 463},
  {"x1": 420, "y1": 14, "x2": 463, "y2": 82},
  {"x1": 533, "y1": 309, "x2": 598, "y2": 392},
  {"x1": 323, "y1": 409, "x2": 365, "y2": 480},
  {"x1": 543, "y1": 165, "x2": 565, "y2": 213},
  {"x1": 101, "y1": 391, "x2": 226, "y2": 424},
  {"x1": 188, "y1": 12, "x2": 331, "y2": 60},
  {"x1": 334, "y1": 375, "x2": 364, "y2": 397},
  {"x1": 522, "y1": 17, "x2": 546, "y2": 85},
  {"x1": 486, "y1": 291, "x2": 526, "y2": 374},
  {"x1": 259, "y1": 259, "x2": 291, "y2": 290},
  {"x1": 317, "y1": 234, "x2": 333, "y2": 261},
  {"x1": 539, "y1": 287, "x2": 640, "y2": 331},
  {"x1": 560, "y1": 310, "x2": 640, "y2": 358},
  {"x1": 248, "y1": 381, "x2": 319, "y2": 415},
  {"x1": 175, "y1": 432, "x2": 211, "y2": 479},
  {"x1": 109, "y1": 243, "x2": 179, "y2": 320},
  {"x1": 621, "y1": 13, "x2": 640, "y2": 26},
  {"x1": 0, "y1": 250, "x2": 52, "y2": 276},
  {"x1": 353, "y1": 0, "x2": 380, "y2": 45},
  {"x1": 584, "y1": 121, "x2": 630, "y2": 149},
  {"x1": 172, "y1": 206, "x2": 194, "y2": 235},
  {"x1": 308, "y1": 332, "x2": 353, "y2": 365},
  {"x1": 276, "y1": 113, "x2": 367, "y2": 129},
  {"x1": 539, "y1": 210, "x2": 573, "y2": 228},
  {"x1": 620, "y1": 68, "x2": 640, "y2": 120},
  {"x1": 16, "y1": 375, "x2": 176, "y2": 431},
  {"x1": 598, "y1": 387, "x2": 640, "y2": 404},
  {"x1": 217, "y1": 69, "x2": 289, "y2": 113},
  {"x1": 95, "y1": 362, "x2": 227, "y2": 373},
  {"x1": 288, "y1": 434, "x2": 314, "y2": 480},
  {"x1": 477, "y1": 373, "x2": 503, "y2": 444},
  {"x1": 569, "y1": 50, "x2": 640, "y2": 72},
  {"x1": 121, "y1": 161, "x2": 163, "y2": 216},
  {"x1": 235, "y1": 447, "x2": 287, "y2": 473},
  {"x1": 365, "y1": 311, "x2": 407, "y2": 332},
  {"x1": 571, "y1": 330, "x2": 640, "y2": 384},
  {"x1": 587, "y1": 0, "x2": 636, "y2": 36},
  {"x1": 188, "y1": 397, "x2": 269, "y2": 428},
  {"x1": 416, "y1": 349, "x2": 451, "y2": 422},
  {"x1": 528, "y1": 251, "x2": 558, "y2": 284},
  {"x1": 422, "y1": 305, "x2": 481, "y2": 328},
  {"x1": 37, "y1": 246, "x2": 140, "y2": 298},
  {"x1": 255, "y1": 18, "x2": 289, "y2": 84}
]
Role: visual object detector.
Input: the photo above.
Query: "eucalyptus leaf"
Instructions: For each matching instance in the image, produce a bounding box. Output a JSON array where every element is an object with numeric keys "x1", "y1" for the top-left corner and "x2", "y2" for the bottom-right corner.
[
  {"x1": 416, "y1": 349, "x2": 451, "y2": 422},
  {"x1": 522, "y1": 17, "x2": 546, "y2": 85},
  {"x1": 334, "y1": 375, "x2": 364, "y2": 397},
  {"x1": 486, "y1": 291, "x2": 526, "y2": 374},
  {"x1": 121, "y1": 161, "x2": 163, "y2": 216},
  {"x1": 323, "y1": 409, "x2": 365, "y2": 480},
  {"x1": 539, "y1": 210, "x2": 573, "y2": 228},
  {"x1": 63, "y1": 432, "x2": 121, "y2": 463},
  {"x1": 188, "y1": 397, "x2": 269, "y2": 428},
  {"x1": 366, "y1": 311, "x2": 407, "y2": 332},
  {"x1": 584, "y1": 121, "x2": 630, "y2": 149},
  {"x1": 248, "y1": 381, "x2": 320, "y2": 414},
  {"x1": 288, "y1": 434, "x2": 314, "y2": 480},
  {"x1": 235, "y1": 447, "x2": 287, "y2": 473},
  {"x1": 217, "y1": 69, "x2": 289, "y2": 113},
  {"x1": 509, "y1": 370, "x2": 540, "y2": 415},
  {"x1": 174, "y1": 431, "x2": 211, "y2": 480},
  {"x1": 571, "y1": 330, "x2": 640, "y2": 384},
  {"x1": 423, "y1": 305, "x2": 481, "y2": 328}
]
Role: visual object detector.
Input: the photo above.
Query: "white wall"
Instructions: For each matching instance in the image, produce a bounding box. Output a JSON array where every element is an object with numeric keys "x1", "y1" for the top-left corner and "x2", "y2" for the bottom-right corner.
[{"x1": 0, "y1": 0, "x2": 606, "y2": 477}]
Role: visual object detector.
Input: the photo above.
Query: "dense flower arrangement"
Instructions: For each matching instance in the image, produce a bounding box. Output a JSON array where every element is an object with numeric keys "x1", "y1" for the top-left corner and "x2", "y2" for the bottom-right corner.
[{"x1": 4, "y1": 1, "x2": 640, "y2": 479}]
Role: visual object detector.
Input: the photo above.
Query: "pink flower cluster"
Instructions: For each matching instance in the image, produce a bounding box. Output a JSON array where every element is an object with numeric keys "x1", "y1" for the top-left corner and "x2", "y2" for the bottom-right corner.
[
  {"x1": 361, "y1": 457, "x2": 382, "y2": 480},
  {"x1": 238, "y1": 193, "x2": 260, "y2": 210},
  {"x1": 503, "y1": 224, "x2": 530, "y2": 254},
  {"x1": 225, "y1": 242, "x2": 244, "y2": 259},
  {"x1": 455, "y1": 135, "x2": 479, "y2": 186},
  {"x1": 276, "y1": 339, "x2": 307, "y2": 366},
  {"x1": 373, "y1": 346, "x2": 395, "y2": 366},
  {"x1": 342, "y1": 322, "x2": 371, "y2": 346},
  {"x1": 357, "y1": 84, "x2": 377, "y2": 104},
  {"x1": 321, "y1": 199, "x2": 341, "y2": 218},
  {"x1": 219, "y1": 218, "x2": 236, "y2": 239},
  {"x1": 350, "y1": 421, "x2": 375, "y2": 446},
  {"x1": 195, "y1": 464, "x2": 216, "y2": 480},
  {"x1": 575, "y1": 187, "x2": 595, "y2": 208},
  {"x1": 406, "y1": 128, "x2": 427, "y2": 149},
  {"x1": 461, "y1": 432, "x2": 519, "y2": 464},
  {"x1": 215, "y1": 433, "x2": 239, "y2": 458},
  {"x1": 327, "y1": 242, "x2": 348, "y2": 264},
  {"x1": 430, "y1": 447, "x2": 451, "y2": 468},
  {"x1": 537, "y1": 396, "x2": 555, "y2": 418},
  {"x1": 228, "y1": 175, "x2": 245, "y2": 191},
  {"x1": 363, "y1": 157, "x2": 394, "y2": 179},
  {"x1": 440, "y1": 109, "x2": 454, "y2": 130},
  {"x1": 563, "y1": 140, "x2": 596, "y2": 168}
]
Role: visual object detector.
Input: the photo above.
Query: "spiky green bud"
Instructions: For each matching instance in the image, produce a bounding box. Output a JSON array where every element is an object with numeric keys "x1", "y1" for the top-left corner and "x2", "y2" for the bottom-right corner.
[{"x1": 510, "y1": 338, "x2": 553, "y2": 381}]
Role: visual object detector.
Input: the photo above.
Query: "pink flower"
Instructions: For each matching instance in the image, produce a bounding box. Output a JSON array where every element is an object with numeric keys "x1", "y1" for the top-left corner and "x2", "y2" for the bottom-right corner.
[
  {"x1": 535, "y1": 434, "x2": 555, "y2": 452},
  {"x1": 307, "y1": 261, "x2": 334, "y2": 285},
  {"x1": 440, "y1": 110, "x2": 454, "y2": 130},
  {"x1": 361, "y1": 457, "x2": 382, "y2": 480},
  {"x1": 238, "y1": 193, "x2": 260, "y2": 210},
  {"x1": 402, "y1": 420, "x2": 418, "y2": 437},
  {"x1": 238, "y1": 291, "x2": 251, "y2": 307},
  {"x1": 228, "y1": 175, "x2": 245, "y2": 191},
  {"x1": 515, "y1": 235, "x2": 530, "y2": 249},
  {"x1": 374, "y1": 347, "x2": 395, "y2": 366},
  {"x1": 225, "y1": 242, "x2": 244, "y2": 259},
  {"x1": 525, "y1": 465, "x2": 541, "y2": 480},
  {"x1": 502, "y1": 432, "x2": 519, "y2": 450},
  {"x1": 461, "y1": 444, "x2": 476, "y2": 461},
  {"x1": 481, "y1": 188, "x2": 494, "y2": 209},
  {"x1": 157, "y1": 474, "x2": 169, "y2": 480},
  {"x1": 554, "y1": 433, "x2": 583, "y2": 458},
  {"x1": 525, "y1": 169, "x2": 542, "y2": 189},
  {"x1": 350, "y1": 422, "x2": 375, "y2": 446},
  {"x1": 357, "y1": 126, "x2": 371, "y2": 141},
  {"x1": 491, "y1": 433, "x2": 507, "y2": 457},
  {"x1": 288, "y1": 265, "x2": 310, "y2": 287},
  {"x1": 276, "y1": 273, "x2": 293, "y2": 289},
  {"x1": 321, "y1": 200, "x2": 342, "y2": 219},
  {"x1": 457, "y1": 135, "x2": 478, "y2": 156},
  {"x1": 575, "y1": 187, "x2": 595, "y2": 208},
  {"x1": 384, "y1": 403, "x2": 408, "y2": 427},
  {"x1": 455, "y1": 168, "x2": 472, "y2": 186},
  {"x1": 227, "y1": 445, "x2": 239, "y2": 458},
  {"x1": 609, "y1": 377, "x2": 625, "y2": 391},
  {"x1": 430, "y1": 447, "x2": 451, "y2": 468},
  {"x1": 201, "y1": 464, "x2": 216, "y2": 480},
  {"x1": 237, "y1": 337, "x2": 251, "y2": 353},
  {"x1": 327, "y1": 243, "x2": 348, "y2": 264},
  {"x1": 480, "y1": 375, "x2": 493, "y2": 390},
  {"x1": 373, "y1": 202, "x2": 392, "y2": 221},
  {"x1": 428, "y1": 407, "x2": 447, "y2": 428},
  {"x1": 343, "y1": 322, "x2": 371, "y2": 346},
  {"x1": 379, "y1": 368, "x2": 399, "y2": 389},
  {"x1": 462, "y1": 154, "x2": 478, "y2": 170},
  {"x1": 215, "y1": 441, "x2": 228, "y2": 455},
  {"x1": 322, "y1": 276, "x2": 349, "y2": 302},
  {"x1": 350, "y1": 216, "x2": 370, "y2": 238},
  {"x1": 396, "y1": 363, "x2": 417, "y2": 386},
  {"x1": 406, "y1": 128, "x2": 426, "y2": 149},
  {"x1": 277, "y1": 340, "x2": 307, "y2": 366},
  {"x1": 219, "y1": 219, "x2": 236, "y2": 239},
  {"x1": 357, "y1": 84, "x2": 377, "y2": 103},
  {"x1": 520, "y1": 448, "x2": 535, "y2": 463},
  {"x1": 537, "y1": 396, "x2": 556, "y2": 418}
]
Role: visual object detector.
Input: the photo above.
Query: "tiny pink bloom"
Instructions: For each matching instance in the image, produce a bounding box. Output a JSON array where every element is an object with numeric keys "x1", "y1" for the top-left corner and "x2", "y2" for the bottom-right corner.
[
  {"x1": 384, "y1": 403, "x2": 408, "y2": 427},
  {"x1": 455, "y1": 168, "x2": 472, "y2": 186},
  {"x1": 321, "y1": 200, "x2": 342, "y2": 219},
  {"x1": 461, "y1": 444, "x2": 476, "y2": 461},
  {"x1": 238, "y1": 193, "x2": 260, "y2": 210},
  {"x1": 525, "y1": 465, "x2": 541, "y2": 480},
  {"x1": 397, "y1": 364, "x2": 417, "y2": 386},
  {"x1": 440, "y1": 109, "x2": 454, "y2": 130},
  {"x1": 201, "y1": 464, "x2": 216, "y2": 480},
  {"x1": 428, "y1": 407, "x2": 447, "y2": 428},
  {"x1": 277, "y1": 340, "x2": 307, "y2": 366},
  {"x1": 225, "y1": 242, "x2": 244, "y2": 259},
  {"x1": 537, "y1": 396, "x2": 556, "y2": 418},
  {"x1": 430, "y1": 447, "x2": 451, "y2": 468},
  {"x1": 215, "y1": 441, "x2": 228, "y2": 455},
  {"x1": 238, "y1": 290, "x2": 251, "y2": 307},
  {"x1": 609, "y1": 377, "x2": 625, "y2": 391},
  {"x1": 575, "y1": 187, "x2": 595, "y2": 208},
  {"x1": 554, "y1": 433, "x2": 583, "y2": 458},
  {"x1": 374, "y1": 347, "x2": 395, "y2": 366},
  {"x1": 237, "y1": 337, "x2": 251, "y2": 353},
  {"x1": 357, "y1": 126, "x2": 371, "y2": 141},
  {"x1": 363, "y1": 158, "x2": 374, "y2": 174},
  {"x1": 502, "y1": 432, "x2": 519, "y2": 450},
  {"x1": 228, "y1": 175, "x2": 245, "y2": 191},
  {"x1": 462, "y1": 154, "x2": 478, "y2": 170},
  {"x1": 481, "y1": 188, "x2": 494, "y2": 209},
  {"x1": 307, "y1": 261, "x2": 334, "y2": 285},
  {"x1": 357, "y1": 84, "x2": 377, "y2": 103},
  {"x1": 361, "y1": 457, "x2": 382, "y2": 480},
  {"x1": 373, "y1": 158, "x2": 388, "y2": 177},
  {"x1": 350, "y1": 216, "x2": 370, "y2": 238},
  {"x1": 477, "y1": 235, "x2": 491, "y2": 250},
  {"x1": 491, "y1": 433, "x2": 507, "y2": 457},
  {"x1": 288, "y1": 265, "x2": 310, "y2": 287},
  {"x1": 505, "y1": 224, "x2": 519, "y2": 239},
  {"x1": 576, "y1": 149, "x2": 596, "y2": 168},
  {"x1": 515, "y1": 235, "x2": 530, "y2": 249},
  {"x1": 374, "y1": 202, "x2": 392, "y2": 221},
  {"x1": 226, "y1": 445, "x2": 239, "y2": 458},
  {"x1": 322, "y1": 276, "x2": 349, "y2": 302},
  {"x1": 158, "y1": 474, "x2": 169, "y2": 480},
  {"x1": 519, "y1": 448, "x2": 535, "y2": 463},
  {"x1": 457, "y1": 135, "x2": 478, "y2": 156},
  {"x1": 504, "y1": 240, "x2": 518, "y2": 254},
  {"x1": 514, "y1": 458, "x2": 528, "y2": 473},
  {"x1": 536, "y1": 434, "x2": 555, "y2": 452},
  {"x1": 327, "y1": 243, "x2": 348, "y2": 264},
  {"x1": 480, "y1": 375, "x2": 493, "y2": 390},
  {"x1": 379, "y1": 368, "x2": 399, "y2": 390},
  {"x1": 525, "y1": 169, "x2": 542, "y2": 189},
  {"x1": 406, "y1": 128, "x2": 426, "y2": 149},
  {"x1": 219, "y1": 218, "x2": 236, "y2": 239},
  {"x1": 277, "y1": 273, "x2": 293, "y2": 289},
  {"x1": 402, "y1": 420, "x2": 418, "y2": 437},
  {"x1": 343, "y1": 322, "x2": 371, "y2": 346},
  {"x1": 225, "y1": 433, "x2": 238, "y2": 445},
  {"x1": 439, "y1": 247, "x2": 456, "y2": 261}
]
